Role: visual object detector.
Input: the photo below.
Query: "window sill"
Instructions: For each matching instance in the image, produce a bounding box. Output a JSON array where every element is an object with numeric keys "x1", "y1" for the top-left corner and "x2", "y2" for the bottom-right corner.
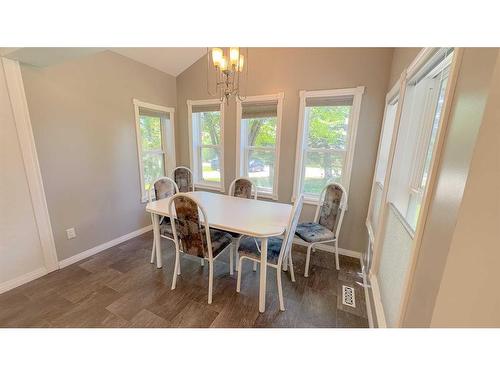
[
  {"x1": 257, "y1": 191, "x2": 278, "y2": 201},
  {"x1": 294, "y1": 195, "x2": 349, "y2": 211},
  {"x1": 195, "y1": 182, "x2": 225, "y2": 193}
]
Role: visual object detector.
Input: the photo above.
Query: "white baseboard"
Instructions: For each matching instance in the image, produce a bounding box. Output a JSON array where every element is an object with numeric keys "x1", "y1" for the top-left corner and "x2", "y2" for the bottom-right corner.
[
  {"x1": 292, "y1": 237, "x2": 362, "y2": 259},
  {"x1": 59, "y1": 225, "x2": 153, "y2": 268},
  {"x1": 369, "y1": 272, "x2": 387, "y2": 328},
  {"x1": 0, "y1": 267, "x2": 47, "y2": 295}
]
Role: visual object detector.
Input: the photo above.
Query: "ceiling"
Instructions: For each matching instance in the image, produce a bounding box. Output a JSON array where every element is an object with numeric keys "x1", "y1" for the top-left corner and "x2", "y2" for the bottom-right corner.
[
  {"x1": 0, "y1": 48, "x2": 106, "y2": 67},
  {"x1": 0, "y1": 47, "x2": 207, "y2": 77},
  {"x1": 109, "y1": 48, "x2": 206, "y2": 76}
]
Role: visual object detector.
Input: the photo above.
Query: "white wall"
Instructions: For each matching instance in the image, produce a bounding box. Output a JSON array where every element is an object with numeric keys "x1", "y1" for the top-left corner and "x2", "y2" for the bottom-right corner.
[
  {"x1": 402, "y1": 48, "x2": 499, "y2": 326},
  {"x1": 0, "y1": 59, "x2": 47, "y2": 291},
  {"x1": 21, "y1": 51, "x2": 177, "y2": 262},
  {"x1": 176, "y1": 48, "x2": 393, "y2": 253},
  {"x1": 430, "y1": 50, "x2": 500, "y2": 327}
]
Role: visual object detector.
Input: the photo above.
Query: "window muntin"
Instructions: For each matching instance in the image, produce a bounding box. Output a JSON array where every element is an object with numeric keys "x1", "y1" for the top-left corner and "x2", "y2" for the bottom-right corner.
[
  {"x1": 237, "y1": 95, "x2": 283, "y2": 198},
  {"x1": 189, "y1": 100, "x2": 224, "y2": 191},
  {"x1": 294, "y1": 88, "x2": 364, "y2": 203}
]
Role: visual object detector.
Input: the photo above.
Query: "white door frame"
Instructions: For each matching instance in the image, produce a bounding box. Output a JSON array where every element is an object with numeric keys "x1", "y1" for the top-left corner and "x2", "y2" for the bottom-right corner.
[{"x1": 2, "y1": 57, "x2": 59, "y2": 273}]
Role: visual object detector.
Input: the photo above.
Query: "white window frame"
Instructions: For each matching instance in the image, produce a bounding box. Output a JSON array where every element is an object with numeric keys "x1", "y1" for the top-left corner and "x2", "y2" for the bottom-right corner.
[
  {"x1": 365, "y1": 79, "x2": 402, "y2": 245},
  {"x1": 292, "y1": 86, "x2": 365, "y2": 205},
  {"x1": 404, "y1": 54, "x2": 452, "y2": 228},
  {"x1": 235, "y1": 92, "x2": 284, "y2": 200},
  {"x1": 133, "y1": 99, "x2": 176, "y2": 203},
  {"x1": 187, "y1": 98, "x2": 225, "y2": 192}
]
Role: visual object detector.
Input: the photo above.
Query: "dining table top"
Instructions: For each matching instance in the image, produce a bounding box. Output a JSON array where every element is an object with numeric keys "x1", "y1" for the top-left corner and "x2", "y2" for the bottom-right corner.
[{"x1": 145, "y1": 190, "x2": 292, "y2": 238}]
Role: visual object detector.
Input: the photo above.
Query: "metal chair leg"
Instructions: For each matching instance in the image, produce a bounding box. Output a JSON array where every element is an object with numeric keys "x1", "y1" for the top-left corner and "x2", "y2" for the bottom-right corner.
[
  {"x1": 235, "y1": 237, "x2": 241, "y2": 271},
  {"x1": 335, "y1": 242, "x2": 340, "y2": 271},
  {"x1": 171, "y1": 250, "x2": 180, "y2": 290},
  {"x1": 289, "y1": 252, "x2": 296, "y2": 282},
  {"x1": 150, "y1": 241, "x2": 156, "y2": 264},
  {"x1": 277, "y1": 268, "x2": 285, "y2": 311},
  {"x1": 229, "y1": 244, "x2": 234, "y2": 276},
  {"x1": 304, "y1": 244, "x2": 313, "y2": 277},
  {"x1": 208, "y1": 261, "x2": 214, "y2": 304},
  {"x1": 236, "y1": 258, "x2": 244, "y2": 292}
]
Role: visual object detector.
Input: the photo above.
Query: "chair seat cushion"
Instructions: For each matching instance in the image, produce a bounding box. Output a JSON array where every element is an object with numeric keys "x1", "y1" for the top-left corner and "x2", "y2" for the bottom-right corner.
[
  {"x1": 209, "y1": 229, "x2": 233, "y2": 257},
  {"x1": 295, "y1": 222, "x2": 335, "y2": 243},
  {"x1": 237, "y1": 236, "x2": 283, "y2": 264},
  {"x1": 223, "y1": 230, "x2": 241, "y2": 238},
  {"x1": 159, "y1": 220, "x2": 174, "y2": 238},
  {"x1": 162, "y1": 222, "x2": 231, "y2": 257}
]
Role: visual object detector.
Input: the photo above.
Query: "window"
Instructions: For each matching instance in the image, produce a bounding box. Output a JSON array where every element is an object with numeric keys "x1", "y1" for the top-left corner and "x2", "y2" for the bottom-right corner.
[
  {"x1": 387, "y1": 48, "x2": 453, "y2": 230},
  {"x1": 188, "y1": 99, "x2": 224, "y2": 191},
  {"x1": 368, "y1": 87, "x2": 400, "y2": 238},
  {"x1": 293, "y1": 87, "x2": 365, "y2": 203},
  {"x1": 375, "y1": 97, "x2": 398, "y2": 187},
  {"x1": 133, "y1": 99, "x2": 176, "y2": 202},
  {"x1": 236, "y1": 93, "x2": 283, "y2": 199}
]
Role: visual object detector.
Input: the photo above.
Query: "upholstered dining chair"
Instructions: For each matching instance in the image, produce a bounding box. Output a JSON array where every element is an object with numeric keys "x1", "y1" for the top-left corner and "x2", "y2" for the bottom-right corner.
[
  {"x1": 295, "y1": 182, "x2": 347, "y2": 276},
  {"x1": 172, "y1": 166, "x2": 194, "y2": 193},
  {"x1": 228, "y1": 177, "x2": 258, "y2": 200},
  {"x1": 236, "y1": 194, "x2": 303, "y2": 311},
  {"x1": 148, "y1": 177, "x2": 179, "y2": 266},
  {"x1": 228, "y1": 177, "x2": 258, "y2": 272},
  {"x1": 169, "y1": 194, "x2": 233, "y2": 304}
]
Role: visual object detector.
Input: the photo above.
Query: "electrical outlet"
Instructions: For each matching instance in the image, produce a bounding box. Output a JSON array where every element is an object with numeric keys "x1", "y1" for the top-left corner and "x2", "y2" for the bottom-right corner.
[{"x1": 66, "y1": 227, "x2": 76, "y2": 239}]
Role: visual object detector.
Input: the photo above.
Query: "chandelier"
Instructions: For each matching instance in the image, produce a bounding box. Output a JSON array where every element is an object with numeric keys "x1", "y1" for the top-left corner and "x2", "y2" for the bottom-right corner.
[{"x1": 207, "y1": 47, "x2": 248, "y2": 103}]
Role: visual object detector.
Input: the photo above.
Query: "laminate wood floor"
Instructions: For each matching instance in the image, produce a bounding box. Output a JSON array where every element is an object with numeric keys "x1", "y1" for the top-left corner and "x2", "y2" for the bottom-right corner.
[{"x1": 0, "y1": 232, "x2": 369, "y2": 328}]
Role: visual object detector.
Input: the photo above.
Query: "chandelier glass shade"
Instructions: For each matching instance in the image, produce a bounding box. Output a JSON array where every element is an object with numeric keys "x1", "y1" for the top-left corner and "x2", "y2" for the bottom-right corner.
[{"x1": 207, "y1": 47, "x2": 248, "y2": 103}]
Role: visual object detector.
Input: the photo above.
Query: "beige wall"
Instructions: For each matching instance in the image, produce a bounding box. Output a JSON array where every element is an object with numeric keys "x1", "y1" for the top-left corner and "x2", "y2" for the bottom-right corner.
[
  {"x1": 0, "y1": 59, "x2": 46, "y2": 284},
  {"x1": 403, "y1": 48, "x2": 499, "y2": 327},
  {"x1": 21, "y1": 51, "x2": 177, "y2": 261},
  {"x1": 176, "y1": 48, "x2": 393, "y2": 252},
  {"x1": 430, "y1": 50, "x2": 500, "y2": 327},
  {"x1": 388, "y1": 48, "x2": 422, "y2": 88}
]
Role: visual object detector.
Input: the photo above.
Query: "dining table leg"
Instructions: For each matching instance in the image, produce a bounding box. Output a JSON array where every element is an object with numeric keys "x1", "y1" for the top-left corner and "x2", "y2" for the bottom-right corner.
[
  {"x1": 152, "y1": 213, "x2": 162, "y2": 268},
  {"x1": 259, "y1": 237, "x2": 268, "y2": 313}
]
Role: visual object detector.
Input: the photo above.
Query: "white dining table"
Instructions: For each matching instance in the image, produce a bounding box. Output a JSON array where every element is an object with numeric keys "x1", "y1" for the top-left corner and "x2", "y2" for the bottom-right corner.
[{"x1": 145, "y1": 191, "x2": 292, "y2": 313}]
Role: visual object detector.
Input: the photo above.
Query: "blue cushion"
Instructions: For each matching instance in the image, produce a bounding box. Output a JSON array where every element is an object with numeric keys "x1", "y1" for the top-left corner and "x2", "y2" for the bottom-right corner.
[
  {"x1": 295, "y1": 222, "x2": 335, "y2": 243},
  {"x1": 209, "y1": 229, "x2": 233, "y2": 257},
  {"x1": 159, "y1": 220, "x2": 174, "y2": 238},
  {"x1": 237, "y1": 236, "x2": 283, "y2": 264}
]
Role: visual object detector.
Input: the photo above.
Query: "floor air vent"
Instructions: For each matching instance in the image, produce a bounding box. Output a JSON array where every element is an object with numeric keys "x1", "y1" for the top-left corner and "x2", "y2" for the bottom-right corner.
[{"x1": 342, "y1": 285, "x2": 356, "y2": 308}]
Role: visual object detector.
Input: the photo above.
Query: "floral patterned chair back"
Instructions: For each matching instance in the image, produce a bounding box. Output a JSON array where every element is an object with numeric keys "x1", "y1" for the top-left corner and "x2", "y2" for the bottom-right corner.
[
  {"x1": 314, "y1": 183, "x2": 347, "y2": 237},
  {"x1": 173, "y1": 167, "x2": 194, "y2": 193},
  {"x1": 229, "y1": 177, "x2": 257, "y2": 200},
  {"x1": 170, "y1": 195, "x2": 210, "y2": 258},
  {"x1": 149, "y1": 177, "x2": 179, "y2": 202}
]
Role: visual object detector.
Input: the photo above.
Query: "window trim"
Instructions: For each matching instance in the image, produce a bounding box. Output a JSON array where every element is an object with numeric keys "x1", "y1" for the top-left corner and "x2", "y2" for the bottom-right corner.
[
  {"x1": 235, "y1": 92, "x2": 284, "y2": 200},
  {"x1": 365, "y1": 77, "x2": 403, "y2": 245},
  {"x1": 292, "y1": 86, "x2": 365, "y2": 205},
  {"x1": 408, "y1": 61, "x2": 452, "y2": 197},
  {"x1": 133, "y1": 98, "x2": 176, "y2": 203},
  {"x1": 187, "y1": 98, "x2": 225, "y2": 192}
]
